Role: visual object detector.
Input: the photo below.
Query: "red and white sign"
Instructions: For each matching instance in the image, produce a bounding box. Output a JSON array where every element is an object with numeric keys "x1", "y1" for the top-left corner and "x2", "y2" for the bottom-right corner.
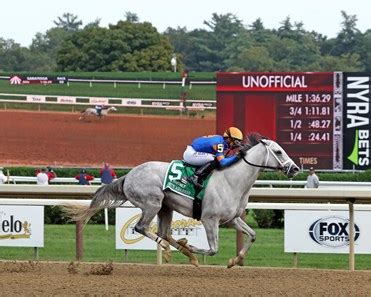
[{"x1": 9, "y1": 76, "x2": 22, "y2": 85}]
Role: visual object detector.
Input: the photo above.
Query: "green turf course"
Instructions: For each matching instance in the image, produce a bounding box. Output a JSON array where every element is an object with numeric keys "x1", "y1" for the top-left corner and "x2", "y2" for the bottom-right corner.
[
  {"x1": 0, "y1": 70, "x2": 216, "y2": 101},
  {"x1": 1, "y1": 224, "x2": 369, "y2": 270}
]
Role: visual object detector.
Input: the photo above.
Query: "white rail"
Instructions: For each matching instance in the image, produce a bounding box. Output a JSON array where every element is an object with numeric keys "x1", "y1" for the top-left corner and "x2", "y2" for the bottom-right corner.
[
  {"x1": 0, "y1": 93, "x2": 216, "y2": 111},
  {"x1": 8, "y1": 176, "x2": 103, "y2": 184},
  {"x1": 0, "y1": 75, "x2": 216, "y2": 86},
  {"x1": 6, "y1": 176, "x2": 371, "y2": 188},
  {"x1": 1, "y1": 185, "x2": 370, "y2": 270}
]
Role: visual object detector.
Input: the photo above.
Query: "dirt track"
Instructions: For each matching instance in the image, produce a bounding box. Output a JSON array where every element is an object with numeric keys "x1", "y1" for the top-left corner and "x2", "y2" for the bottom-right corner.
[
  {"x1": 1, "y1": 261, "x2": 370, "y2": 296},
  {"x1": 0, "y1": 110, "x2": 215, "y2": 167},
  {"x1": 2, "y1": 110, "x2": 371, "y2": 295}
]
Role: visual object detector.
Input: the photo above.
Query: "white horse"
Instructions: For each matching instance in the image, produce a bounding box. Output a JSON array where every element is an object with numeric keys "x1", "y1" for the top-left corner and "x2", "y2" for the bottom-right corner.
[
  {"x1": 79, "y1": 106, "x2": 117, "y2": 120},
  {"x1": 64, "y1": 134, "x2": 299, "y2": 268}
]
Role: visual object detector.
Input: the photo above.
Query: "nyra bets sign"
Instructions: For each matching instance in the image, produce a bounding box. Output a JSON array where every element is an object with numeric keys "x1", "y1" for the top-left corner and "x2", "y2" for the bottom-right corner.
[
  {"x1": 116, "y1": 208, "x2": 208, "y2": 250},
  {"x1": 285, "y1": 210, "x2": 371, "y2": 254},
  {"x1": 0, "y1": 206, "x2": 44, "y2": 247}
]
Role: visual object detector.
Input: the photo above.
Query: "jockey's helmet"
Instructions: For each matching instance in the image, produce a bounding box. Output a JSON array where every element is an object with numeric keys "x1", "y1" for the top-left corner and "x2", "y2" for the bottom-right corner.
[{"x1": 223, "y1": 127, "x2": 243, "y2": 146}]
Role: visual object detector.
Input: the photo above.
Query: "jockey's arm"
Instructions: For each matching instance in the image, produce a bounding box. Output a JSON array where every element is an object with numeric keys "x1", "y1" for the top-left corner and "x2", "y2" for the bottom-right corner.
[
  {"x1": 212, "y1": 142, "x2": 239, "y2": 168},
  {"x1": 216, "y1": 154, "x2": 239, "y2": 168}
]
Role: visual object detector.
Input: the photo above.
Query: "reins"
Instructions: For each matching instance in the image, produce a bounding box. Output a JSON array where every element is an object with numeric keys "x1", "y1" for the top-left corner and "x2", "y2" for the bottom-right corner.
[
  {"x1": 239, "y1": 140, "x2": 288, "y2": 171},
  {"x1": 242, "y1": 156, "x2": 282, "y2": 170}
]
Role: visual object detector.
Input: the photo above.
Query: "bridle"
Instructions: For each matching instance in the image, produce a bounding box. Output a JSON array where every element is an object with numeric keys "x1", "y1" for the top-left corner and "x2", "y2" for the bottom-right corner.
[{"x1": 241, "y1": 140, "x2": 294, "y2": 173}]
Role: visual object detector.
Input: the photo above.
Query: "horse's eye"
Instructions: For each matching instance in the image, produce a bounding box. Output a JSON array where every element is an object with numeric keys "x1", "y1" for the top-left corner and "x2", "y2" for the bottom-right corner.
[{"x1": 275, "y1": 150, "x2": 282, "y2": 155}]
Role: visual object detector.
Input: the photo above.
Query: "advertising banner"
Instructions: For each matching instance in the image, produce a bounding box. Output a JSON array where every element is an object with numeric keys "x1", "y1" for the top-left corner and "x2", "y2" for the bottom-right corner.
[
  {"x1": 57, "y1": 96, "x2": 76, "y2": 104},
  {"x1": 9, "y1": 75, "x2": 68, "y2": 85},
  {"x1": 0, "y1": 206, "x2": 44, "y2": 247},
  {"x1": 26, "y1": 95, "x2": 46, "y2": 103},
  {"x1": 116, "y1": 208, "x2": 208, "y2": 250},
  {"x1": 285, "y1": 210, "x2": 371, "y2": 254},
  {"x1": 90, "y1": 97, "x2": 109, "y2": 105},
  {"x1": 342, "y1": 73, "x2": 371, "y2": 170},
  {"x1": 122, "y1": 98, "x2": 142, "y2": 106}
]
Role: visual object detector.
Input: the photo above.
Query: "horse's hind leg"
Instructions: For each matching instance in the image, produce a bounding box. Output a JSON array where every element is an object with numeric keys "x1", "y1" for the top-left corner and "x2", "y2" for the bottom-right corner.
[
  {"x1": 157, "y1": 206, "x2": 199, "y2": 267},
  {"x1": 226, "y1": 217, "x2": 256, "y2": 268}
]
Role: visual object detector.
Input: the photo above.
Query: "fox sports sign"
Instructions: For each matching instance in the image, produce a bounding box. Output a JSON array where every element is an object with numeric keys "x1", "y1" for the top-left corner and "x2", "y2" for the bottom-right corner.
[{"x1": 308, "y1": 216, "x2": 360, "y2": 248}]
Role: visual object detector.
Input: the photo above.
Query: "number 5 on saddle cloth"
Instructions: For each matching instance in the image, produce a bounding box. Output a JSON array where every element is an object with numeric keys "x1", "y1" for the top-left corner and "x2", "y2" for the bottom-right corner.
[{"x1": 163, "y1": 160, "x2": 215, "y2": 220}]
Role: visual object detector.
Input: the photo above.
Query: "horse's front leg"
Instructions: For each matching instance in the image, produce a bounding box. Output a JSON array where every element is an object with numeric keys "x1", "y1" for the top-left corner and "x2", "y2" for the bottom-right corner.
[
  {"x1": 226, "y1": 216, "x2": 256, "y2": 268},
  {"x1": 157, "y1": 206, "x2": 173, "y2": 263},
  {"x1": 182, "y1": 219, "x2": 219, "y2": 256}
]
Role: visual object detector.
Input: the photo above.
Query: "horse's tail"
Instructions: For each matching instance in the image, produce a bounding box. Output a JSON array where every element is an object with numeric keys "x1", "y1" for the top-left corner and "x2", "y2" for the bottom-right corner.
[{"x1": 62, "y1": 176, "x2": 128, "y2": 224}]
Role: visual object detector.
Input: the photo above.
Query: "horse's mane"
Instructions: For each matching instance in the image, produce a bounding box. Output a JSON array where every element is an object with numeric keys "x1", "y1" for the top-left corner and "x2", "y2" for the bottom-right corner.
[{"x1": 240, "y1": 132, "x2": 268, "y2": 152}]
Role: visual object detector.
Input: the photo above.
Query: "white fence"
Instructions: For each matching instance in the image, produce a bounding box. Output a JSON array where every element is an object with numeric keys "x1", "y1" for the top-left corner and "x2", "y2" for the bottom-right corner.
[
  {"x1": 6, "y1": 175, "x2": 371, "y2": 188},
  {"x1": 0, "y1": 93, "x2": 216, "y2": 111},
  {"x1": 1, "y1": 184, "x2": 371, "y2": 269},
  {"x1": 0, "y1": 75, "x2": 216, "y2": 89}
]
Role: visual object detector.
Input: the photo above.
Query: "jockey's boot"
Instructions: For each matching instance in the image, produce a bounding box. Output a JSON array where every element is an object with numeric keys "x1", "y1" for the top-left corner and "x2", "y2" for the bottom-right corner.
[{"x1": 188, "y1": 160, "x2": 217, "y2": 189}]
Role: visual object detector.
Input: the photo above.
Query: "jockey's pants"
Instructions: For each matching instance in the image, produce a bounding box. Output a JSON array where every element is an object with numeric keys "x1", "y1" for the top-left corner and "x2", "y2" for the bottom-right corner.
[{"x1": 183, "y1": 145, "x2": 214, "y2": 166}]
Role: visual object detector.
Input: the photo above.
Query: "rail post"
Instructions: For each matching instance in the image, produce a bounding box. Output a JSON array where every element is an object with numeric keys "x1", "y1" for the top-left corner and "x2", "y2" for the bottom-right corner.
[
  {"x1": 76, "y1": 220, "x2": 84, "y2": 261},
  {"x1": 347, "y1": 198, "x2": 355, "y2": 271}
]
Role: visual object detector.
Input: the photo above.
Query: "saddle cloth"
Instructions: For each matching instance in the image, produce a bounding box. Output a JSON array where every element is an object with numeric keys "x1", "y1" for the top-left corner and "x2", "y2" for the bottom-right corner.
[{"x1": 163, "y1": 160, "x2": 211, "y2": 200}]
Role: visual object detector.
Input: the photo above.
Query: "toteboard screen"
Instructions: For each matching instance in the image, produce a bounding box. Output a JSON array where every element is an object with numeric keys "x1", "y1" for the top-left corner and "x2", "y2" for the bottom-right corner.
[{"x1": 216, "y1": 72, "x2": 342, "y2": 169}]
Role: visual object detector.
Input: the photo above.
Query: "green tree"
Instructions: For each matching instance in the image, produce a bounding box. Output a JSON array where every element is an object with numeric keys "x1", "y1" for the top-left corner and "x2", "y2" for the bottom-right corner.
[
  {"x1": 0, "y1": 38, "x2": 33, "y2": 71},
  {"x1": 323, "y1": 11, "x2": 362, "y2": 57},
  {"x1": 124, "y1": 11, "x2": 139, "y2": 23},
  {"x1": 318, "y1": 53, "x2": 363, "y2": 71},
  {"x1": 362, "y1": 30, "x2": 371, "y2": 71},
  {"x1": 229, "y1": 45, "x2": 274, "y2": 71},
  {"x1": 30, "y1": 27, "x2": 71, "y2": 70},
  {"x1": 54, "y1": 13, "x2": 83, "y2": 32},
  {"x1": 57, "y1": 20, "x2": 174, "y2": 71}
]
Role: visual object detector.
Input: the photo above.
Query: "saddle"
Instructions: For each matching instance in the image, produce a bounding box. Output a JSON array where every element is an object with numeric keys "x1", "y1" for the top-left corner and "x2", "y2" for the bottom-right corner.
[{"x1": 163, "y1": 161, "x2": 214, "y2": 220}]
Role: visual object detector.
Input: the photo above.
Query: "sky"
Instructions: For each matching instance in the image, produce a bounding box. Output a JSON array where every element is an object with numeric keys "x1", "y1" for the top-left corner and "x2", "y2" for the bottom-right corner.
[{"x1": 1, "y1": 0, "x2": 370, "y2": 47}]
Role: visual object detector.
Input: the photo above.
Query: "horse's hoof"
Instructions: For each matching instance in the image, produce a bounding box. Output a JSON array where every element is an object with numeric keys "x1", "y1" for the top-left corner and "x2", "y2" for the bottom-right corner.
[
  {"x1": 190, "y1": 255, "x2": 199, "y2": 267},
  {"x1": 163, "y1": 249, "x2": 172, "y2": 263},
  {"x1": 227, "y1": 258, "x2": 235, "y2": 269},
  {"x1": 177, "y1": 238, "x2": 188, "y2": 246}
]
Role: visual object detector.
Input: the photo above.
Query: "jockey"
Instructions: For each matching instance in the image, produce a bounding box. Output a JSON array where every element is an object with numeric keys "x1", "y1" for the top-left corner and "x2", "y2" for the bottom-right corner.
[
  {"x1": 95, "y1": 105, "x2": 103, "y2": 117},
  {"x1": 183, "y1": 127, "x2": 244, "y2": 189}
]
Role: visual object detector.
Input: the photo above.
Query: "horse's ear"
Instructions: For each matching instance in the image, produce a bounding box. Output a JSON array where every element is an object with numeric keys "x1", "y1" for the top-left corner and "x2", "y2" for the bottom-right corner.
[{"x1": 260, "y1": 139, "x2": 268, "y2": 145}]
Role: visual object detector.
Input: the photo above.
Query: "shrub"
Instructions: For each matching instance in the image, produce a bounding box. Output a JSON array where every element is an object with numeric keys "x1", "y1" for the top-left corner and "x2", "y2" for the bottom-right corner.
[{"x1": 251, "y1": 209, "x2": 284, "y2": 228}]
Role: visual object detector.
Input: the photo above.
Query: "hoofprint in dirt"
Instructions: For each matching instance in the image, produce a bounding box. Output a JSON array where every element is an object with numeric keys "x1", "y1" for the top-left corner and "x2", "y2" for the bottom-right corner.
[{"x1": 0, "y1": 261, "x2": 370, "y2": 296}]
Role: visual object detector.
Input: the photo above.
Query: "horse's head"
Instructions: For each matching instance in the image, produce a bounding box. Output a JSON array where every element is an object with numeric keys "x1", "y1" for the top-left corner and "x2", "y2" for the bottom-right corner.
[
  {"x1": 258, "y1": 139, "x2": 300, "y2": 178},
  {"x1": 239, "y1": 134, "x2": 299, "y2": 178}
]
